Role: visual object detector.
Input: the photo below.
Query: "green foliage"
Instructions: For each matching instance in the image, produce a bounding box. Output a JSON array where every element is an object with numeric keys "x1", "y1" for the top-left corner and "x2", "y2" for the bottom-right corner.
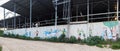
[
  {"x1": 2, "y1": 34, "x2": 8, "y2": 37},
  {"x1": 96, "y1": 44, "x2": 103, "y2": 48},
  {"x1": 111, "y1": 43, "x2": 120, "y2": 49},
  {"x1": 49, "y1": 37, "x2": 58, "y2": 42},
  {"x1": 103, "y1": 45, "x2": 107, "y2": 48},
  {"x1": 10, "y1": 34, "x2": 16, "y2": 38},
  {"x1": 0, "y1": 46, "x2": 2, "y2": 51},
  {"x1": 34, "y1": 37, "x2": 40, "y2": 40},
  {"x1": 3, "y1": 33, "x2": 120, "y2": 50},
  {"x1": 18, "y1": 35, "x2": 27, "y2": 39},
  {"x1": 15, "y1": 34, "x2": 20, "y2": 38},
  {"x1": 58, "y1": 34, "x2": 66, "y2": 42},
  {"x1": 64, "y1": 38, "x2": 70, "y2": 43},
  {"x1": 78, "y1": 39, "x2": 86, "y2": 44},
  {"x1": 24, "y1": 37, "x2": 32, "y2": 40},
  {"x1": 2, "y1": 33, "x2": 32, "y2": 40},
  {"x1": 0, "y1": 30, "x2": 3, "y2": 36},
  {"x1": 69, "y1": 36, "x2": 77, "y2": 43},
  {"x1": 117, "y1": 38, "x2": 120, "y2": 41},
  {"x1": 85, "y1": 36, "x2": 104, "y2": 46}
]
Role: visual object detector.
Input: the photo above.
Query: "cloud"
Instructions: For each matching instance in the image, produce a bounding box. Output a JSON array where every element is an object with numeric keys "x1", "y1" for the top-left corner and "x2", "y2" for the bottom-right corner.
[
  {"x1": 0, "y1": 0, "x2": 18, "y2": 20},
  {"x1": 0, "y1": 0, "x2": 10, "y2": 6},
  {"x1": 0, "y1": 0, "x2": 10, "y2": 20}
]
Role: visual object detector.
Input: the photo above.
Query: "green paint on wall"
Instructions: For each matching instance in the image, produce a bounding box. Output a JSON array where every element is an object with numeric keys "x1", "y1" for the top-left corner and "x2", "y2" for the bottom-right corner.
[{"x1": 103, "y1": 21, "x2": 118, "y2": 28}]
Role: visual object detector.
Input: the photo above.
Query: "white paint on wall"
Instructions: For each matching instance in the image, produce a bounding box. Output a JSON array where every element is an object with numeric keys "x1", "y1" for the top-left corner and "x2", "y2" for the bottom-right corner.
[{"x1": 4, "y1": 21, "x2": 120, "y2": 40}]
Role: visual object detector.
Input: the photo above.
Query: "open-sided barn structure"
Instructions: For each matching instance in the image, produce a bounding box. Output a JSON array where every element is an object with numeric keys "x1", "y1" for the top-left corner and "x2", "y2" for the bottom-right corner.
[
  {"x1": 1, "y1": 0, "x2": 120, "y2": 39},
  {"x1": 0, "y1": 0, "x2": 119, "y2": 29}
]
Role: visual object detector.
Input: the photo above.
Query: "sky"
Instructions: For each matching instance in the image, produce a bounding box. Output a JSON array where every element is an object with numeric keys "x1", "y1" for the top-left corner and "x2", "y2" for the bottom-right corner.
[{"x1": 0, "y1": 0, "x2": 17, "y2": 20}]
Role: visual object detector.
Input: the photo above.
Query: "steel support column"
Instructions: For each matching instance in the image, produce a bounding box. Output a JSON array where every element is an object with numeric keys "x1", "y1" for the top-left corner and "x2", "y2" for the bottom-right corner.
[
  {"x1": 19, "y1": 17, "x2": 21, "y2": 28},
  {"x1": 12, "y1": 19, "x2": 14, "y2": 29},
  {"x1": 14, "y1": 3, "x2": 16, "y2": 29},
  {"x1": 55, "y1": 0, "x2": 58, "y2": 29},
  {"x1": 3, "y1": 8, "x2": 6, "y2": 30},
  {"x1": 91, "y1": 2, "x2": 93, "y2": 22},
  {"x1": 30, "y1": 0, "x2": 32, "y2": 28},
  {"x1": 108, "y1": 0, "x2": 110, "y2": 21},
  {"x1": 87, "y1": 0, "x2": 89, "y2": 23},
  {"x1": 25, "y1": 17, "x2": 26, "y2": 28},
  {"x1": 87, "y1": 0, "x2": 90, "y2": 37},
  {"x1": 67, "y1": 0, "x2": 71, "y2": 38},
  {"x1": 52, "y1": 0, "x2": 58, "y2": 37},
  {"x1": 6, "y1": 22, "x2": 8, "y2": 29},
  {"x1": 117, "y1": 0, "x2": 119, "y2": 21},
  {"x1": 76, "y1": 5, "x2": 78, "y2": 21}
]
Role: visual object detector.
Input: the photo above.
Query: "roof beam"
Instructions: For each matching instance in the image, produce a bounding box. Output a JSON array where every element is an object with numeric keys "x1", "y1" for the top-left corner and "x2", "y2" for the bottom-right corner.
[{"x1": 57, "y1": 1, "x2": 69, "y2": 5}]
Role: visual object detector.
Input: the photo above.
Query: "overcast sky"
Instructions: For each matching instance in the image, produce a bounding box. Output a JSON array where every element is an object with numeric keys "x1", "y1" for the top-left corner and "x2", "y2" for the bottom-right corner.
[{"x1": 0, "y1": 0, "x2": 16, "y2": 20}]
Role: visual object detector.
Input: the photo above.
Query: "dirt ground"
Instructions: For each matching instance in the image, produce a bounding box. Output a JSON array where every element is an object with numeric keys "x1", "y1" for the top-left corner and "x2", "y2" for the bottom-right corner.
[{"x1": 0, "y1": 37, "x2": 120, "y2": 51}]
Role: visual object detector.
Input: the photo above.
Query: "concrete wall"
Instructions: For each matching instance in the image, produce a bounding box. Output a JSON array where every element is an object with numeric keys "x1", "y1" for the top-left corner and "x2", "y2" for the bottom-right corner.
[{"x1": 4, "y1": 21, "x2": 120, "y2": 40}]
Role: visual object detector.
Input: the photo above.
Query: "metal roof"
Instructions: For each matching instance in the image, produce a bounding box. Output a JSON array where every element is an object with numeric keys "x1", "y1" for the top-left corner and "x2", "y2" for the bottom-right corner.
[
  {"x1": 1, "y1": 0, "x2": 54, "y2": 18},
  {"x1": 1, "y1": 0, "x2": 117, "y2": 17}
]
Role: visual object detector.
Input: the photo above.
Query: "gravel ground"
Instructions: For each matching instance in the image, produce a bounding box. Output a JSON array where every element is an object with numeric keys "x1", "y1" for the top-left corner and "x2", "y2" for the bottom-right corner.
[{"x1": 0, "y1": 37, "x2": 120, "y2": 51}]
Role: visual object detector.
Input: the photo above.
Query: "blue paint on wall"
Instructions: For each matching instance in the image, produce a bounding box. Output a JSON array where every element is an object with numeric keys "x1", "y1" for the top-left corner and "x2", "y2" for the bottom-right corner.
[
  {"x1": 24, "y1": 31, "x2": 31, "y2": 37},
  {"x1": 44, "y1": 29, "x2": 60, "y2": 36}
]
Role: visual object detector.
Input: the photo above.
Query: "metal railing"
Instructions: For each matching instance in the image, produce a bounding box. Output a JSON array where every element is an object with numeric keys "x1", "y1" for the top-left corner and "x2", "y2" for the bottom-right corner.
[{"x1": 4, "y1": 12, "x2": 119, "y2": 30}]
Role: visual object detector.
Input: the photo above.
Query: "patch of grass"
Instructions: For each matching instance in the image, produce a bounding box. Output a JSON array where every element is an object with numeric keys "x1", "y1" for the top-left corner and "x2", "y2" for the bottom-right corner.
[
  {"x1": 34, "y1": 37, "x2": 40, "y2": 40},
  {"x1": 58, "y1": 34, "x2": 66, "y2": 42},
  {"x1": 107, "y1": 40, "x2": 120, "y2": 49},
  {"x1": 49, "y1": 37, "x2": 58, "y2": 42},
  {"x1": 69, "y1": 36, "x2": 77, "y2": 43},
  {"x1": 0, "y1": 46, "x2": 2, "y2": 51},
  {"x1": 84, "y1": 36, "x2": 105, "y2": 46},
  {"x1": 111, "y1": 43, "x2": 120, "y2": 49},
  {"x1": 96, "y1": 44, "x2": 103, "y2": 48},
  {"x1": 103, "y1": 45, "x2": 107, "y2": 48},
  {"x1": 0, "y1": 30, "x2": 3, "y2": 36},
  {"x1": 2, "y1": 33, "x2": 120, "y2": 50}
]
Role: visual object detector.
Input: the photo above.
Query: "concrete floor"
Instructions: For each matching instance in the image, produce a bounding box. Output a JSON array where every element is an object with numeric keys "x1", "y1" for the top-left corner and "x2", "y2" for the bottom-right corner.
[{"x1": 0, "y1": 37, "x2": 120, "y2": 51}]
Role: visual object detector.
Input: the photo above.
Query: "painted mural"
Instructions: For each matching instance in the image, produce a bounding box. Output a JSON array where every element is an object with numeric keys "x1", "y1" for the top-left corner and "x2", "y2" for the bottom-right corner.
[
  {"x1": 24, "y1": 29, "x2": 31, "y2": 37},
  {"x1": 89, "y1": 24, "x2": 93, "y2": 37},
  {"x1": 102, "y1": 21, "x2": 119, "y2": 40},
  {"x1": 44, "y1": 28, "x2": 66, "y2": 38},
  {"x1": 44, "y1": 29, "x2": 59, "y2": 37},
  {"x1": 4, "y1": 21, "x2": 120, "y2": 39},
  {"x1": 35, "y1": 30, "x2": 39, "y2": 37},
  {"x1": 77, "y1": 29, "x2": 86, "y2": 39}
]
